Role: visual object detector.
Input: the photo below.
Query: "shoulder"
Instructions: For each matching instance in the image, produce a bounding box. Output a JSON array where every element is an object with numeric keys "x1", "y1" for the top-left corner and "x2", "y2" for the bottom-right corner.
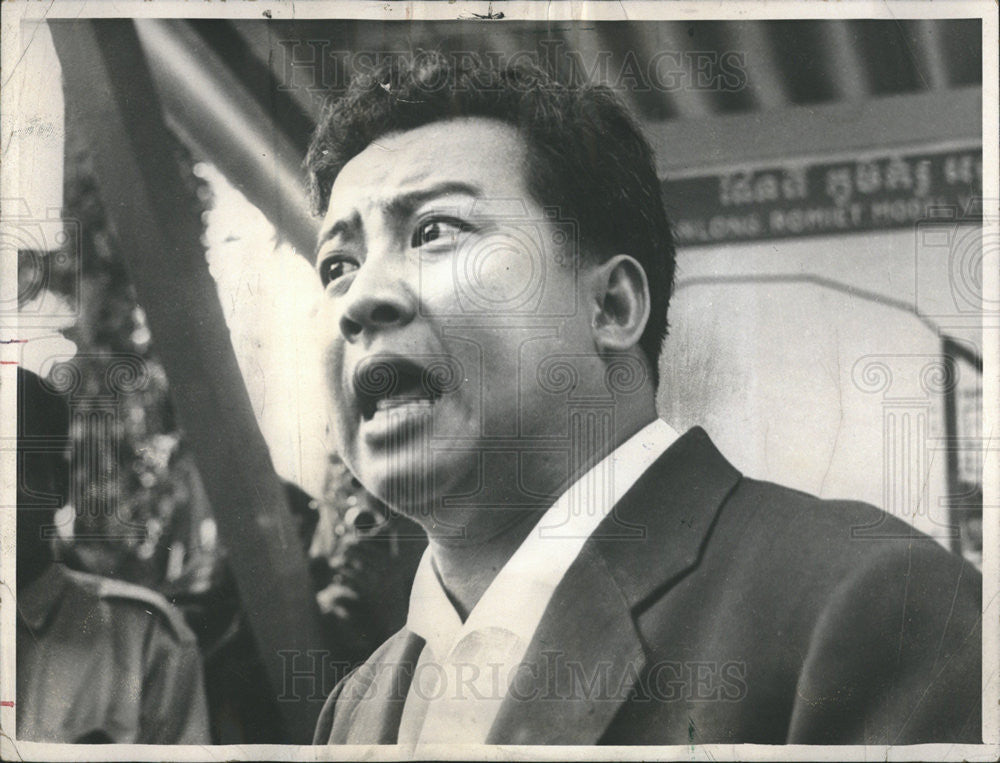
[
  {"x1": 64, "y1": 569, "x2": 198, "y2": 645},
  {"x1": 777, "y1": 501, "x2": 982, "y2": 743},
  {"x1": 314, "y1": 628, "x2": 421, "y2": 744},
  {"x1": 692, "y1": 474, "x2": 981, "y2": 618},
  {"x1": 334, "y1": 628, "x2": 415, "y2": 700},
  {"x1": 728, "y1": 475, "x2": 894, "y2": 527},
  {"x1": 722, "y1": 476, "x2": 956, "y2": 562}
]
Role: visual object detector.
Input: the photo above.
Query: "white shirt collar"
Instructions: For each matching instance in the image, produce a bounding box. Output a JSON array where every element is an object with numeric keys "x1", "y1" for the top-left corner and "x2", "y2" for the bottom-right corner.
[{"x1": 405, "y1": 418, "x2": 681, "y2": 659}]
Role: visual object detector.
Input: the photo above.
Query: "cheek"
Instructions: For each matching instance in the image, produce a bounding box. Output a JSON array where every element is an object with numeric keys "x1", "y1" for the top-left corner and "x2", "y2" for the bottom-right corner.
[
  {"x1": 450, "y1": 239, "x2": 546, "y2": 315},
  {"x1": 315, "y1": 328, "x2": 349, "y2": 418},
  {"x1": 321, "y1": 347, "x2": 347, "y2": 410},
  {"x1": 314, "y1": 296, "x2": 340, "y2": 342},
  {"x1": 315, "y1": 298, "x2": 343, "y2": 363}
]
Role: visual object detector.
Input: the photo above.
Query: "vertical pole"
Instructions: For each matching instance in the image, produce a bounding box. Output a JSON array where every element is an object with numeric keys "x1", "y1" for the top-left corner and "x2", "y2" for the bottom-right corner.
[{"x1": 49, "y1": 19, "x2": 326, "y2": 743}]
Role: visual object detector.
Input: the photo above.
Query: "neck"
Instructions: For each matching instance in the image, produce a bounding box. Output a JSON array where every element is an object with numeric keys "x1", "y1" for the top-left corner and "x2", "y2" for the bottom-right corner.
[
  {"x1": 425, "y1": 402, "x2": 658, "y2": 617},
  {"x1": 427, "y1": 508, "x2": 541, "y2": 620}
]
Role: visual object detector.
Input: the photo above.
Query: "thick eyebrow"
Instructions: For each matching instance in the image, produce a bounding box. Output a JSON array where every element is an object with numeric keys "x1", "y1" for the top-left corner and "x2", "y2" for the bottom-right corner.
[
  {"x1": 315, "y1": 213, "x2": 359, "y2": 255},
  {"x1": 315, "y1": 180, "x2": 483, "y2": 256}
]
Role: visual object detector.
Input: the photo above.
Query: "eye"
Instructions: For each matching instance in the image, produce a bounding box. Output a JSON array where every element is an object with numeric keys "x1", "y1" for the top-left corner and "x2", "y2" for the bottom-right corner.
[
  {"x1": 411, "y1": 217, "x2": 474, "y2": 249},
  {"x1": 319, "y1": 256, "x2": 360, "y2": 287}
]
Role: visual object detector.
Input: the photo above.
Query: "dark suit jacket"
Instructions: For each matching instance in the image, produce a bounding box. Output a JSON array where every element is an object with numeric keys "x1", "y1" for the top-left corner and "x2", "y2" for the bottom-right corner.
[{"x1": 314, "y1": 427, "x2": 981, "y2": 745}]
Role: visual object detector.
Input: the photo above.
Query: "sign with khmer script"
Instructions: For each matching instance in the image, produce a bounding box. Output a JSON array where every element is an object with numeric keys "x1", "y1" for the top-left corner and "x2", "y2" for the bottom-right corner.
[{"x1": 663, "y1": 147, "x2": 983, "y2": 246}]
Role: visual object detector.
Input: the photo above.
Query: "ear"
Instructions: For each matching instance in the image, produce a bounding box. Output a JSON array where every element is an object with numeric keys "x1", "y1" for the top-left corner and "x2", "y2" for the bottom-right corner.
[{"x1": 589, "y1": 254, "x2": 650, "y2": 354}]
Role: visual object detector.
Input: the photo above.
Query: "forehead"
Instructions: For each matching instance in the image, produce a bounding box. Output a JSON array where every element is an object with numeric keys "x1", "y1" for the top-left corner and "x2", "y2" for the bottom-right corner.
[{"x1": 325, "y1": 118, "x2": 530, "y2": 212}]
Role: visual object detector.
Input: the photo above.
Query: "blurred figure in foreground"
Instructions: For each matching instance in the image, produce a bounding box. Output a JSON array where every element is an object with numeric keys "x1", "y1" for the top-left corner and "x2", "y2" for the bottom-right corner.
[
  {"x1": 164, "y1": 469, "x2": 424, "y2": 743},
  {"x1": 15, "y1": 367, "x2": 210, "y2": 743},
  {"x1": 308, "y1": 461, "x2": 427, "y2": 668}
]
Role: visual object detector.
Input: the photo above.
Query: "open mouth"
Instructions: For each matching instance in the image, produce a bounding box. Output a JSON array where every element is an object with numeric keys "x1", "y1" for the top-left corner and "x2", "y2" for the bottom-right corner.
[{"x1": 353, "y1": 355, "x2": 456, "y2": 421}]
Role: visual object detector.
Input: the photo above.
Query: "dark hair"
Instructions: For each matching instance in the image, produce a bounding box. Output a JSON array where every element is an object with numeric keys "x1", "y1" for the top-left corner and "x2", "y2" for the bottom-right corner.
[
  {"x1": 306, "y1": 51, "x2": 675, "y2": 383},
  {"x1": 17, "y1": 367, "x2": 70, "y2": 497},
  {"x1": 17, "y1": 368, "x2": 71, "y2": 583}
]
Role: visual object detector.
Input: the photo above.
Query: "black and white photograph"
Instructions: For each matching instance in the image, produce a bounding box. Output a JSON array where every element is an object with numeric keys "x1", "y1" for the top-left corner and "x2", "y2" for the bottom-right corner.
[{"x1": 1, "y1": 1, "x2": 997, "y2": 760}]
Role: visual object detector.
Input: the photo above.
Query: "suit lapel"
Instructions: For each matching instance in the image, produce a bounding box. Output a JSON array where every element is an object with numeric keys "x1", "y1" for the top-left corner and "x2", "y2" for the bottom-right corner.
[
  {"x1": 594, "y1": 426, "x2": 742, "y2": 611},
  {"x1": 332, "y1": 629, "x2": 425, "y2": 744},
  {"x1": 486, "y1": 426, "x2": 741, "y2": 744},
  {"x1": 486, "y1": 545, "x2": 646, "y2": 744}
]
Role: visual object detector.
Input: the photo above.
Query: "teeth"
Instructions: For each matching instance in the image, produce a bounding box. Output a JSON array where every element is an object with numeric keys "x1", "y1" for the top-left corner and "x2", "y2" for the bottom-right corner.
[{"x1": 374, "y1": 397, "x2": 435, "y2": 412}]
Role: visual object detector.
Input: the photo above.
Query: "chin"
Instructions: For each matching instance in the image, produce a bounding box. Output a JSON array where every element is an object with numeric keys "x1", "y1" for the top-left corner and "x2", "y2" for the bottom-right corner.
[
  {"x1": 359, "y1": 460, "x2": 471, "y2": 536},
  {"x1": 356, "y1": 464, "x2": 430, "y2": 510}
]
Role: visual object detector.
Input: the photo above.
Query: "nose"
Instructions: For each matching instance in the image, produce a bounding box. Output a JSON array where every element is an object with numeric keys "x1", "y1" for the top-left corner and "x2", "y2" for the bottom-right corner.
[{"x1": 336, "y1": 263, "x2": 415, "y2": 341}]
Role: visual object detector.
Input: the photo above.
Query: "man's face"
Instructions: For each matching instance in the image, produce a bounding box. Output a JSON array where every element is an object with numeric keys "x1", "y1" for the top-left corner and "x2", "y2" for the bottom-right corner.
[{"x1": 315, "y1": 118, "x2": 601, "y2": 529}]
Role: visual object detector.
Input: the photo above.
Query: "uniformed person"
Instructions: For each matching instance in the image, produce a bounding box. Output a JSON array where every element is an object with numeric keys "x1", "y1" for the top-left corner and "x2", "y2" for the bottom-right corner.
[
  {"x1": 15, "y1": 367, "x2": 210, "y2": 743},
  {"x1": 16, "y1": 564, "x2": 211, "y2": 743}
]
